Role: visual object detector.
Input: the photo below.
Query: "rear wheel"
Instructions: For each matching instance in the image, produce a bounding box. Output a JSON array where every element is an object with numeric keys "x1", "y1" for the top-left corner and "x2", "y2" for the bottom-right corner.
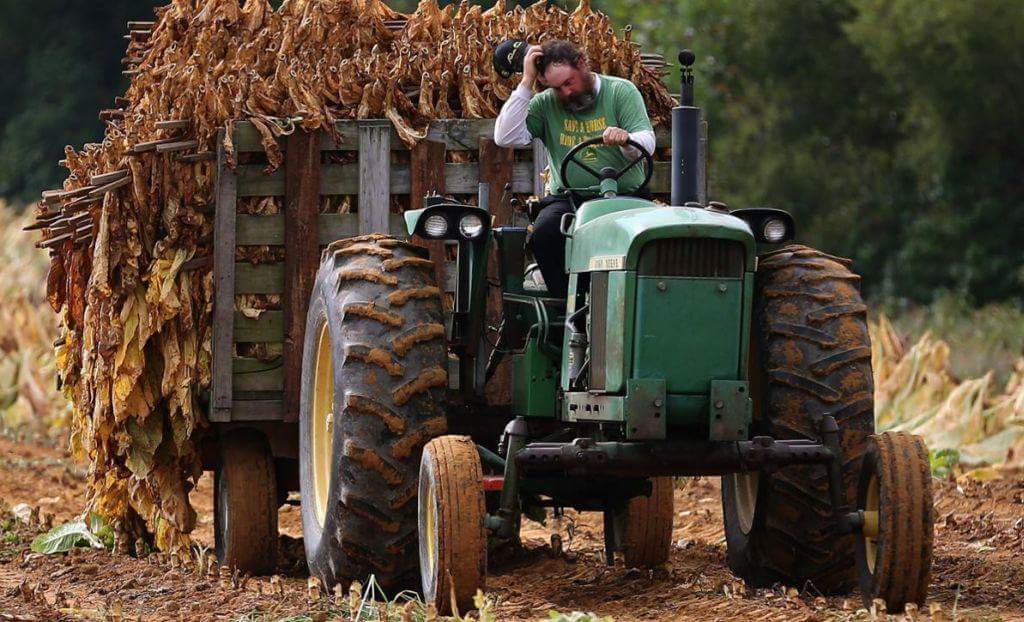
[
  {"x1": 722, "y1": 245, "x2": 875, "y2": 593},
  {"x1": 621, "y1": 477, "x2": 674, "y2": 568},
  {"x1": 418, "y1": 435, "x2": 486, "y2": 615},
  {"x1": 299, "y1": 234, "x2": 448, "y2": 593},
  {"x1": 215, "y1": 429, "x2": 278, "y2": 574},
  {"x1": 857, "y1": 431, "x2": 933, "y2": 612}
]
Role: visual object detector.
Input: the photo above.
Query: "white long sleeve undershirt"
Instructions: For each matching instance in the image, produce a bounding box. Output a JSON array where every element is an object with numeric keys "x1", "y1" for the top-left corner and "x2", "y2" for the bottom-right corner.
[{"x1": 493, "y1": 75, "x2": 656, "y2": 159}]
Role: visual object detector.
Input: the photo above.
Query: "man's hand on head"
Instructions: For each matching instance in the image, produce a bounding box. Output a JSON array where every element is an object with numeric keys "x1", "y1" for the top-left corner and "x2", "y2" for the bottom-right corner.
[
  {"x1": 520, "y1": 46, "x2": 544, "y2": 90},
  {"x1": 602, "y1": 126, "x2": 629, "y2": 146}
]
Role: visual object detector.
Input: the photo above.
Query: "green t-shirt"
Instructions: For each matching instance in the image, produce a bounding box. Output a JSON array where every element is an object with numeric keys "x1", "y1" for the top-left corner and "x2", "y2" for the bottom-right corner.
[{"x1": 526, "y1": 74, "x2": 653, "y2": 196}]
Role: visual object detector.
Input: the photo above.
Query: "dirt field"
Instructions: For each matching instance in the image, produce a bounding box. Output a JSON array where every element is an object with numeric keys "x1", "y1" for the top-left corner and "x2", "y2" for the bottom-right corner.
[{"x1": 1, "y1": 435, "x2": 1023, "y2": 621}]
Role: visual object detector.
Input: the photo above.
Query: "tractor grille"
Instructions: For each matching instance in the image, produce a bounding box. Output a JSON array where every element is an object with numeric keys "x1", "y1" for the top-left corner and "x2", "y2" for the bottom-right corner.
[{"x1": 637, "y1": 238, "x2": 745, "y2": 278}]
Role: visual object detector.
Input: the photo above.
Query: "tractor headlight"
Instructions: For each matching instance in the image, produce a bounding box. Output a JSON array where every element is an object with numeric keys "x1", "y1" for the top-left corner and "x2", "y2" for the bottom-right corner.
[
  {"x1": 459, "y1": 213, "x2": 485, "y2": 239},
  {"x1": 763, "y1": 218, "x2": 788, "y2": 243},
  {"x1": 423, "y1": 214, "x2": 449, "y2": 238}
]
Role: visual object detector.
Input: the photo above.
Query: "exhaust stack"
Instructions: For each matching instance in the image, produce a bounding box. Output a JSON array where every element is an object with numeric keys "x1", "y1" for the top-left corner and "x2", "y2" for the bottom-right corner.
[{"x1": 671, "y1": 50, "x2": 699, "y2": 206}]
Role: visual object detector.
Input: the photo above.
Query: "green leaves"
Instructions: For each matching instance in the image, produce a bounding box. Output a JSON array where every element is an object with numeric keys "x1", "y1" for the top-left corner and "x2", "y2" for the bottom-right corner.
[{"x1": 29, "y1": 512, "x2": 114, "y2": 554}]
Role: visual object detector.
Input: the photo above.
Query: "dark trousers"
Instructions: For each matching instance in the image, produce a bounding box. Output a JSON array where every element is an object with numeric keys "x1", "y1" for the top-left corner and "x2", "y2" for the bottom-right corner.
[{"x1": 528, "y1": 190, "x2": 650, "y2": 298}]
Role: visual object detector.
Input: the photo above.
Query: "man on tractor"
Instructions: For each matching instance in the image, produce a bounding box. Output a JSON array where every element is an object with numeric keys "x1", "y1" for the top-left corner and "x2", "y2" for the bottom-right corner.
[{"x1": 494, "y1": 39, "x2": 656, "y2": 297}]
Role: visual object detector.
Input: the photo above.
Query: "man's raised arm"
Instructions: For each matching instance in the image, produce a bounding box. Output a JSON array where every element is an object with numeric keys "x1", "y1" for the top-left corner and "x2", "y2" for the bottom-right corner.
[{"x1": 493, "y1": 83, "x2": 534, "y2": 147}]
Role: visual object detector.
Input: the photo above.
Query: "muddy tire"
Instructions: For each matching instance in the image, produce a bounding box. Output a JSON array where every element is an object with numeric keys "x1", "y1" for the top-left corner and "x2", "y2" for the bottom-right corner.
[
  {"x1": 299, "y1": 234, "x2": 448, "y2": 593},
  {"x1": 215, "y1": 429, "x2": 278, "y2": 575},
  {"x1": 418, "y1": 435, "x2": 486, "y2": 614},
  {"x1": 722, "y1": 245, "x2": 875, "y2": 593},
  {"x1": 622, "y1": 477, "x2": 674, "y2": 568},
  {"x1": 857, "y1": 431, "x2": 933, "y2": 612}
]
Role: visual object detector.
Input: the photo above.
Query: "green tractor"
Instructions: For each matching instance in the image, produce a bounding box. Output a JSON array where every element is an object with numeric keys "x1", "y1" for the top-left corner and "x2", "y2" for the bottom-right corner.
[{"x1": 298, "y1": 51, "x2": 933, "y2": 614}]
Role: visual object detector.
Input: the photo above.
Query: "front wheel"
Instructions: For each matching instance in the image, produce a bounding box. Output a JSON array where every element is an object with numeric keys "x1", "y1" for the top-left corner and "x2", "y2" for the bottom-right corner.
[
  {"x1": 418, "y1": 435, "x2": 486, "y2": 615},
  {"x1": 856, "y1": 431, "x2": 934, "y2": 612}
]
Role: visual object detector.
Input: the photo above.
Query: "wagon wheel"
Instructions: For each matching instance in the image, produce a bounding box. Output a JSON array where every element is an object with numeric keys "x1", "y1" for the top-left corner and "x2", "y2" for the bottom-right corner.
[
  {"x1": 621, "y1": 477, "x2": 674, "y2": 568},
  {"x1": 856, "y1": 431, "x2": 934, "y2": 612},
  {"x1": 214, "y1": 428, "x2": 278, "y2": 575},
  {"x1": 299, "y1": 234, "x2": 449, "y2": 593},
  {"x1": 418, "y1": 435, "x2": 486, "y2": 615}
]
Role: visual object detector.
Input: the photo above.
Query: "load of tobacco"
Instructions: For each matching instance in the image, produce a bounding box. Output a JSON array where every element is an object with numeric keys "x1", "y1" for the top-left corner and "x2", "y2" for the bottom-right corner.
[{"x1": 25, "y1": 0, "x2": 674, "y2": 550}]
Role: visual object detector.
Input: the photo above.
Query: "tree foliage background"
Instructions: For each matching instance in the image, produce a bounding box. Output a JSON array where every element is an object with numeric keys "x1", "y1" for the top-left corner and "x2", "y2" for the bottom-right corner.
[{"x1": 1, "y1": 0, "x2": 1021, "y2": 303}]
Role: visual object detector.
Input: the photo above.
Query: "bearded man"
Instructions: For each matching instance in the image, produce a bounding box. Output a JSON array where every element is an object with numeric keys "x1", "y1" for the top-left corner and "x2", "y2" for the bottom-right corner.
[{"x1": 494, "y1": 39, "x2": 655, "y2": 298}]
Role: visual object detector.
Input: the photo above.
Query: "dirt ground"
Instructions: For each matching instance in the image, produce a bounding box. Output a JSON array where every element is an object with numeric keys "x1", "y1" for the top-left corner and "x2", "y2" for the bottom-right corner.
[{"x1": 2, "y1": 435, "x2": 1023, "y2": 621}]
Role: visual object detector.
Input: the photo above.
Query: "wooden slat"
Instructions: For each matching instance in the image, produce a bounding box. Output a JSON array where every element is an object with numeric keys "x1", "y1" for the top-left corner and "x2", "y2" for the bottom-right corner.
[
  {"x1": 235, "y1": 213, "x2": 405, "y2": 246},
  {"x1": 235, "y1": 263, "x2": 283, "y2": 294},
  {"x1": 410, "y1": 140, "x2": 448, "y2": 289},
  {"x1": 479, "y1": 138, "x2": 514, "y2": 404},
  {"x1": 211, "y1": 131, "x2": 237, "y2": 422},
  {"x1": 232, "y1": 118, "x2": 641, "y2": 153},
  {"x1": 229, "y1": 399, "x2": 284, "y2": 421},
  {"x1": 234, "y1": 311, "x2": 284, "y2": 342},
  {"x1": 358, "y1": 121, "x2": 391, "y2": 234},
  {"x1": 236, "y1": 161, "x2": 538, "y2": 197},
  {"x1": 282, "y1": 131, "x2": 321, "y2": 423},
  {"x1": 532, "y1": 138, "x2": 548, "y2": 199},
  {"x1": 232, "y1": 358, "x2": 284, "y2": 392}
]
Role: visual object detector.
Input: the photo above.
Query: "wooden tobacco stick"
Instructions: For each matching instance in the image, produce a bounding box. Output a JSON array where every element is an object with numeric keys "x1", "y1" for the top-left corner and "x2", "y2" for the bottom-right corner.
[
  {"x1": 40, "y1": 189, "x2": 64, "y2": 200},
  {"x1": 128, "y1": 30, "x2": 150, "y2": 41},
  {"x1": 122, "y1": 70, "x2": 139, "y2": 78},
  {"x1": 155, "y1": 119, "x2": 190, "y2": 130},
  {"x1": 127, "y1": 21, "x2": 154, "y2": 30},
  {"x1": 63, "y1": 198, "x2": 100, "y2": 214},
  {"x1": 155, "y1": 140, "x2": 198, "y2": 154},
  {"x1": 87, "y1": 175, "x2": 132, "y2": 198},
  {"x1": 176, "y1": 151, "x2": 214, "y2": 163},
  {"x1": 58, "y1": 159, "x2": 68, "y2": 168},
  {"x1": 74, "y1": 224, "x2": 93, "y2": 235},
  {"x1": 89, "y1": 170, "x2": 129, "y2": 186},
  {"x1": 114, "y1": 97, "x2": 130, "y2": 107},
  {"x1": 132, "y1": 137, "x2": 180, "y2": 153},
  {"x1": 42, "y1": 186, "x2": 96, "y2": 204},
  {"x1": 36, "y1": 233, "x2": 72, "y2": 248},
  {"x1": 181, "y1": 255, "x2": 212, "y2": 272},
  {"x1": 68, "y1": 213, "x2": 93, "y2": 226},
  {"x1": 23, "y1": 220, "x2": 57, "y2": 232}
]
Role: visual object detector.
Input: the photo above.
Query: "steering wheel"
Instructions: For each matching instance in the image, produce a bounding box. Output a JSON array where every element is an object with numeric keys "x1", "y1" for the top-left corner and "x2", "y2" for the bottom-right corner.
[{"x1": 559, "y1": 136, "x2": 654, "y2": 194}]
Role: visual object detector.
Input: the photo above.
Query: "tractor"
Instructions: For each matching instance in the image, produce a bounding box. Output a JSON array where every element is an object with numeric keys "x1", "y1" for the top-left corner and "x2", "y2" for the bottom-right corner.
[{"x1": 295, "y1": 51, "x2": 934, "y2": 613}]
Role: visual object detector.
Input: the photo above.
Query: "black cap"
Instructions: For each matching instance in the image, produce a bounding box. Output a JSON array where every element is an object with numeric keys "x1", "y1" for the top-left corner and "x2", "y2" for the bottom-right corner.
[{"x1": 493, "y1": 39, "x2": 529, "y2": 79}]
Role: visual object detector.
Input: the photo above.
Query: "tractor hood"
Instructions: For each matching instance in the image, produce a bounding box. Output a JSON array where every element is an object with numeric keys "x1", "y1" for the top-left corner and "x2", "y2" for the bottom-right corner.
[{"x1": 568, "y1": 200, "x2": 757, "y2": 273}]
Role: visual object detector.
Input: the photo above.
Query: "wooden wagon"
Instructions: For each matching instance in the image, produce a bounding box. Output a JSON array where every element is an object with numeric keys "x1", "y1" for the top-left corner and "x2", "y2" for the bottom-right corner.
[{"x1": 202, "y1": 116, "x2": 703, "y2": 572}]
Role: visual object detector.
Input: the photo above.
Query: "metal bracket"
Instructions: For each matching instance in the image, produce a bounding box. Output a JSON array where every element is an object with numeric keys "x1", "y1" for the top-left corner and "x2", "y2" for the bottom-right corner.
[
  {"x1": 625, "y1": 378, "x2": 666, "y2": 440},
  {"x1": 709, "y1": 379, "x2": 752, "y2": 441}
]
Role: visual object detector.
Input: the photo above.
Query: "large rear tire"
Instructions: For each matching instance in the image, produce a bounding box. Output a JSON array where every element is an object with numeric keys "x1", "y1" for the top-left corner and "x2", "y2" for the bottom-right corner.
[
  {"x1": 215, "y1": 429, "x2": 278, "y2": 575},
  {"x1": 722, "y1": 245, "x2": 875, "y2": 593},
  {"x1": 621, "y1": 477, "x2": 674, "y2": 568},
  {"x1": 418, "y1": 435, "x2": 486, "y2": 615},
  {"x1": 299, "y1": 234, "x2": 448, "y2": 593}
]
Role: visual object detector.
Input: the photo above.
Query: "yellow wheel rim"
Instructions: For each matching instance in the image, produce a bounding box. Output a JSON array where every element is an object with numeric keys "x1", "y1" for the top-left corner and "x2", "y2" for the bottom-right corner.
[
  {"x1": 863, "y1": 472, "x2": 880, "y2": 573},
  {"x1": 311, "y1": 322, "x2": 335, "y2": 527},
  {"x1": 424, "y1": 475, "x2": 438, "y2": 577},
  {"x1": 732, "y1": 472, "x2": 759, "y2": 535}
]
